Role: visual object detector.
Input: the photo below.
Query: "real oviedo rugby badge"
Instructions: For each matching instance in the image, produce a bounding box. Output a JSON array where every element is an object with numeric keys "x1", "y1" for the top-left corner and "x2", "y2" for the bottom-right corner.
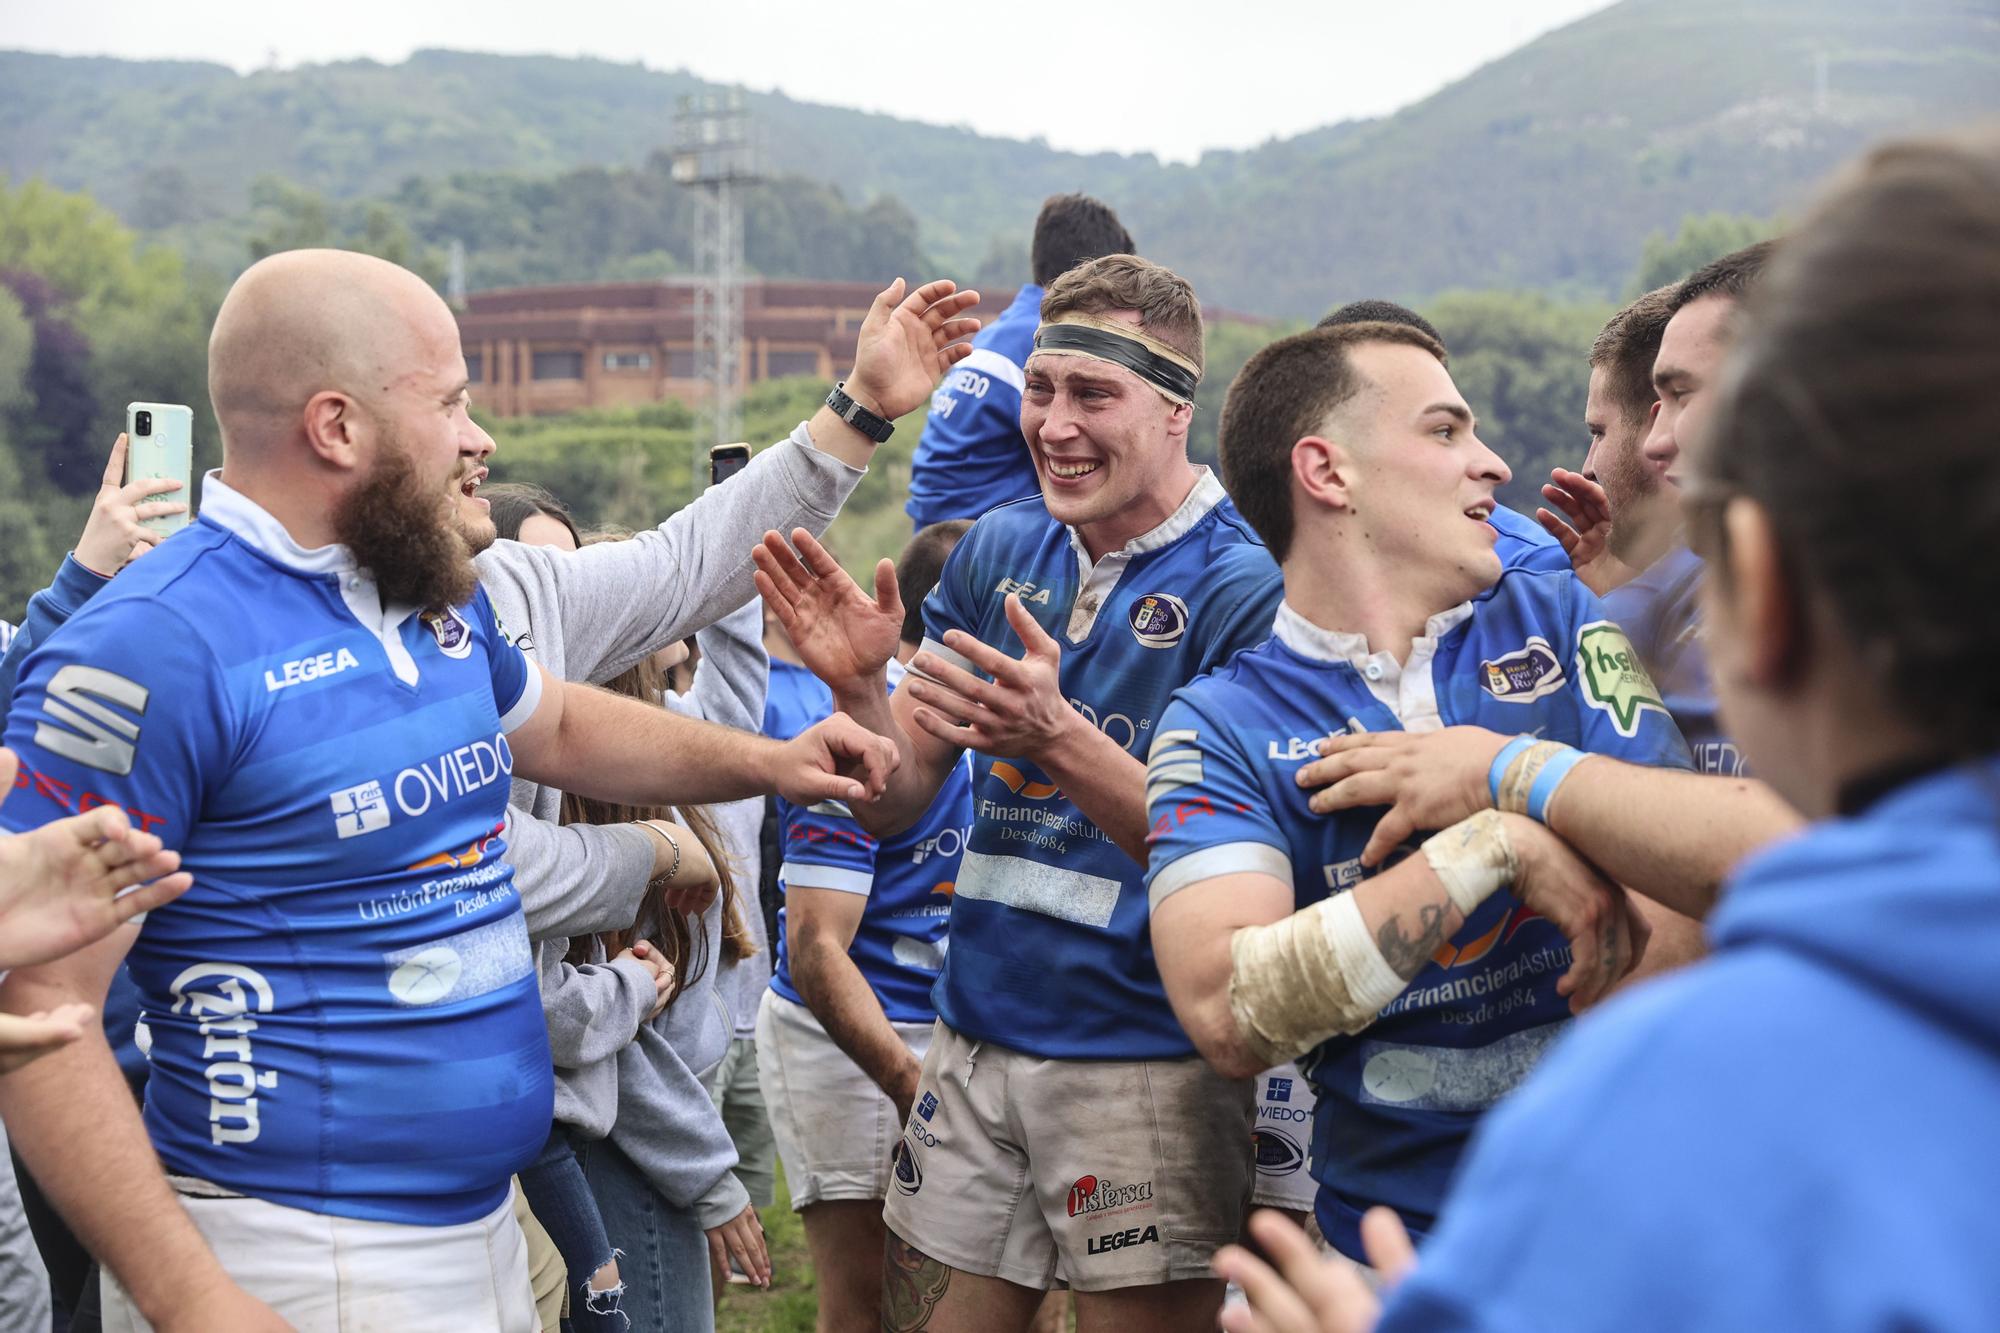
[
  {"x1": 1129, "y1": 592, "x2": 1189, "y2": 649},
  {"x1": 1479, "y1": 636, "x2": 1565, "y2": 702},
  {"x1": 422, "y1": 607, "x2": 475, "y2": 659}
]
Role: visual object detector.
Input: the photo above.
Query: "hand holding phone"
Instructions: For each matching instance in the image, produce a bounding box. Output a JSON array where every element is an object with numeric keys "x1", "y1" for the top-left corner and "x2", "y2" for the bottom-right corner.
[
  {"x1": 709, "y1": 443, "x2": 751, "y2": 487},
  {"x1": 124, "y1": 403, "x2": 194, "y2": 537}
]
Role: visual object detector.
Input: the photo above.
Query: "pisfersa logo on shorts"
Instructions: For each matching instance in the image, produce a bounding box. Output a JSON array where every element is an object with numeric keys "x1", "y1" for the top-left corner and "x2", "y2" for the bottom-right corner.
[
  {"x1": 1066, "y1": 1174, "x2": 1154, "y2": 1217},
  {"x1": 891, "y1": 1137, "x2": 924, "y2": 1195}
]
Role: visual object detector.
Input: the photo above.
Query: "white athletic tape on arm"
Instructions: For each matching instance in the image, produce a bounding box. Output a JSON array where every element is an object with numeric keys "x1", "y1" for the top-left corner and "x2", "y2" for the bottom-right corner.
[
  {"x1": 1421, "y1": 809, "x2": 1520, "y2": 918},
  {"x1": 1227, "y1": 893, "x2": 1408, "y2": 1068}
]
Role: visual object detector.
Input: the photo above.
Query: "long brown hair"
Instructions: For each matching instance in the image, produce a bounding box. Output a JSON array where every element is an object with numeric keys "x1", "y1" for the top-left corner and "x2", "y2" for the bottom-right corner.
[{"x1": 559, "y1": 552, "x2": 757, "y2": 1002}]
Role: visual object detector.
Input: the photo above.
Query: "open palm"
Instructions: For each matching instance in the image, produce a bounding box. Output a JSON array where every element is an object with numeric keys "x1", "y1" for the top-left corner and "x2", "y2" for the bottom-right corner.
[
  {"x1": 753, "y1": 528, "x2": 902, "y2": 688},
  {"x1": 843, "y1": 278, "x2": 984, "y2": 421}
]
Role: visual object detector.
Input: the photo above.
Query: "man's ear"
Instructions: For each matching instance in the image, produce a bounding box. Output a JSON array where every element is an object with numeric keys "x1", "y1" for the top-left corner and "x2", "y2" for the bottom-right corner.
[
  {"x1": 1164, "y1": 399, "x2": 1194, "y2": 442},
  {"x1": 302, "y1": 390, "x2": 364, "y2": 470},
  {"x1": 1719, "y1": 496, "x2": 1801, "y2": 688},
  {"x1": 1292, "y1": 435, "x2": 1354, "y2": 515}
]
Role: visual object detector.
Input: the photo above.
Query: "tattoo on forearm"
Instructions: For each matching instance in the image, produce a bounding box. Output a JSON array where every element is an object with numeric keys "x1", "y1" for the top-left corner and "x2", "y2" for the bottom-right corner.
[
  {"x1": 1377, "y1": 903, "x2": 1450, "y2": 977},
  {"x1": 882, "y1": 1233, "x2": 952, "y2": 1331}
]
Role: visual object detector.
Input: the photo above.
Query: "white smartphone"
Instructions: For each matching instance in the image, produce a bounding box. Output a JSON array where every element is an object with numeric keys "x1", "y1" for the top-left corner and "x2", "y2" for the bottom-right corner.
[{"x1": 125, "y1": 402, "x2": 194, "y2": 536}]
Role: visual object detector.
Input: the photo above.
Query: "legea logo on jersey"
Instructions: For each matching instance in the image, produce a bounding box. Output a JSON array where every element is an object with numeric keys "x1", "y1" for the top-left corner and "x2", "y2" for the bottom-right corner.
[
  {"x1": 421, "y1": 608, "x2": 474, "y2": 659},
  {"x1": 169, "y1": 962, "x2": 278, "y2": 1146},
  {"x1": 1479, "y1": 637, "x2": 1566, "y2": 703},
  {"x1": 992, "y1": 576, "x2": 1053, "y2": 605},
  {"x1": 1129, "y1": 592, "x2": 1188, "y2": 649},
  {"x1": 264, "y1": 647, "x2": 361, "y2": 693},
  {"x1": 330, "y1": 780, "x2": 392, "y2": 839}
]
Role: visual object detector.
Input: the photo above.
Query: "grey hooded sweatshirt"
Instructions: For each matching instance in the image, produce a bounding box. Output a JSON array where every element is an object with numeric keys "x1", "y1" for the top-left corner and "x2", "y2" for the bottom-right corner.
[{"x1": 478, "y1": 421, "x2": 843, "y2": 1226}]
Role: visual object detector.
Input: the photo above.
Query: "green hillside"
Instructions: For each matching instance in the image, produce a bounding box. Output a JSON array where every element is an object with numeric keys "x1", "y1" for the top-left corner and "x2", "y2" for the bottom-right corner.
[{"x1": 4, "y1": 0, "x2": 1993, "y2": 313}]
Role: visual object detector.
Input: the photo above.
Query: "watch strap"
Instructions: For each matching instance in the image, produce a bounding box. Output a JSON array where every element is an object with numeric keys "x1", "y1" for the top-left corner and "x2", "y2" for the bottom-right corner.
[{"x1": 826, "y1": 382, "x2": 895, "y2": 444}]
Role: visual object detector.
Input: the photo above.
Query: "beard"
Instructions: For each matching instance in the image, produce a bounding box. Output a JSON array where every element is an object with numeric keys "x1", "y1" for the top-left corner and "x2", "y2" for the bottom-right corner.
[
  {"x1": 331, "y1": 437, "x2": 479, "y2": 613},
  {"x1": 1600, "y1": 436, "x2": 1668, "y2": 564}
]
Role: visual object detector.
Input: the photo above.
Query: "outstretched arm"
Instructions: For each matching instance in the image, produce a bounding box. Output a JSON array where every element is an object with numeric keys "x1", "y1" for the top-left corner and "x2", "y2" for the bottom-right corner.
[{"x1": 508, "y1": 662, "x2": 899, "y2": 813}]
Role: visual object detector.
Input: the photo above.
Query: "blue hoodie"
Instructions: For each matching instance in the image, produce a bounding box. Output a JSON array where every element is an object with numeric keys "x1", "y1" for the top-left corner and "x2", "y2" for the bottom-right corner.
[{"x1": 1380, "y1": 760, "x2": 2000, "y2": 1332}]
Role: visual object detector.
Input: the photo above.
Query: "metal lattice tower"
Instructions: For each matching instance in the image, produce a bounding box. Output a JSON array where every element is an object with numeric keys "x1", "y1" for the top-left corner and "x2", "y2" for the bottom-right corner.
[{"x1": 672, "y1": 91, "x2": 761, "y2": 487}]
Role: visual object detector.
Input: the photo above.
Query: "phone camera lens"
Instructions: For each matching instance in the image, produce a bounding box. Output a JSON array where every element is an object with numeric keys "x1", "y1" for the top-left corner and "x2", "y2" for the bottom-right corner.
[{"x1": 134, "y1": 411, "x2": 152, "y2": 436}]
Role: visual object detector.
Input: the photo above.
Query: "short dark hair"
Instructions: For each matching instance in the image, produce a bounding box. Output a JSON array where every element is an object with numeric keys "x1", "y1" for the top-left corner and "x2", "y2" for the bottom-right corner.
[
  {"x1": 485, "y1": 481, "x2": 580, "y2": 546},
  {"x1": 1219, "y1": 321, "x2": 1448, "y2": 562},
  {"x1": 1589, "y1": 286, "x2": 1677, "y2": 429},
  {"x1": 1030, "y1": 195, "x2": 1135, "y2": 288},
  {"x1": 1317, "y1": 299, "x2": 1445, "y2": 354},
  {"x1": 1692, "y1": 131, "x2": 2000, "y2": 755},
  {"x1": 1672, "y1": 240, "x2": 1779, "y2": 312},
  {"x1": 897, "y1": 520, "x2": 974, "y2": 645}
]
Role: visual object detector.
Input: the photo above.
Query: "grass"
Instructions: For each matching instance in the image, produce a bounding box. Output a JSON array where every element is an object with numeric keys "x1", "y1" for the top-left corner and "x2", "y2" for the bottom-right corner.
[{"x1": 716, "y1": 1163, "x2": 818, "y2": 1333}]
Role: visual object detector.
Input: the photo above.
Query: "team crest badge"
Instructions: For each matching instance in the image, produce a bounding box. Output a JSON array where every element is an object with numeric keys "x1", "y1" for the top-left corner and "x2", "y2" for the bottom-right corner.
[
  {"x1": 1575, "y1": 621, "x2": 1668, "y2": 737},
  {"x1": 422, "y1": 608, "x2": 474, "y2": 659},
  {"x1": 1129, "y1": 593, "x2": 1189, "y2": 649},
  {"x1": 1479, "y1": 637, "x2": 1566, "y2": 703}
]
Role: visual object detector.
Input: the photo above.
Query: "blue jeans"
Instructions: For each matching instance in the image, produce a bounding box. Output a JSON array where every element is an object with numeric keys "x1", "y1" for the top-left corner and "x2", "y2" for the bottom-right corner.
[
  {"x1": 517, "y1": 1127, "x2": 624, "y2": 1332},
  {"x1": 578, "y1": 1137, "x2": 714, "y2": 1333}
]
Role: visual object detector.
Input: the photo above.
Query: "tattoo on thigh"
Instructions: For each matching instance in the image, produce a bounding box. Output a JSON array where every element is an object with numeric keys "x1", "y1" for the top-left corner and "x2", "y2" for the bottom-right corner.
[{"x1": 882, "y1": 1233, "x2": 952, "y2": 1332}]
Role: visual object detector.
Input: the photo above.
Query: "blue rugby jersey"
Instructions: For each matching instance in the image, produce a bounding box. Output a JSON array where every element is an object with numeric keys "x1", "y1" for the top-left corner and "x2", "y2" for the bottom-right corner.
[
  {"x1": 906, "y1": 284, "x2": 1044, "y2": 528},
  {"x1": 921, "y1": 474, "x2": 1284, "y2": 1059},
  {"x1": 1488, "y1": 503, "x2": 1568, "y2": 574},
  {"x1": 0, "y1": 476, "x2": 551, "y2": 1226},
  {"x1": 770, "y1": 660, "x2": 969, "y2": 1024},
  {"x1": 1144, "y1": 569, "x2": 1689, "y2": 1258},
  {"x1": 1604, "y1": 543, "x2": 1744, "y2": 776},
  {"x1": 763, "y1": 656, "x2": 835, "y2": 745}
]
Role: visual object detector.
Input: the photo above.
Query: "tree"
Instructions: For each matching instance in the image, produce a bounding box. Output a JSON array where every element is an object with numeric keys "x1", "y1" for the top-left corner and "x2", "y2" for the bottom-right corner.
[{"x1": 1629, "y1": 213, "x2": 1778, "y2": 296}]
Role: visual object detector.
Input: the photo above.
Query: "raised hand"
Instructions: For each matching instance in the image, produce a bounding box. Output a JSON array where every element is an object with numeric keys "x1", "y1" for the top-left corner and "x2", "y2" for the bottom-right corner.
[
  {"x1": 1537, "y1": 468, "x2": 1638, "y2": 596},
  {"x1": 904, "y1": 594, "x2": 1077, "y2": 762},
  {"x1": 0, "y1": 749, "x2": 194, "y2": 970},
  {"x1": 753, "y1": 528, "x2": 903, "y2": 692},
  {"x1": 842, "y1": 278, "x2": 983, "y2": 422},
  {"x1": 1211, "y1": 1206, "x2": 1408, "y2": 1333},
  {"x1": 77, "y1": 434, "x2": 188, "y2": 576}
]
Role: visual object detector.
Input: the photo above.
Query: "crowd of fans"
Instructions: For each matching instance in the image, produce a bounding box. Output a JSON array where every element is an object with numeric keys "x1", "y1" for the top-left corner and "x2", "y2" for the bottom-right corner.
[{"x1": 0, "y1": 125, "x2": 1993, "y2": 1333}]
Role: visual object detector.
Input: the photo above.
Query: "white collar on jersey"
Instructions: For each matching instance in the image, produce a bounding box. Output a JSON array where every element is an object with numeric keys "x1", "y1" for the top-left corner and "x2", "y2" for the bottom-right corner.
[
  {"x1": 197, "y1": 470, "x2": 427, "y2": 687},
  {"x1": 1060, "y1": 468, "x2": 1227, "y2": 642},
  {"x1": 1272, "y1": 600, "x2": 1475, "y2": 733},
  {"x1": 198, "y1": 470, "x2": 359, "y2": 576}
]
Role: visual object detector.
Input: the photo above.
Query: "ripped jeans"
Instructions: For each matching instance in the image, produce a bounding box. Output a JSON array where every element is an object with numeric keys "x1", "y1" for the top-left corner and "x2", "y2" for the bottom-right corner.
[{"x1": 517, "y1": 1126, "x2": 626, "y2": 1331}]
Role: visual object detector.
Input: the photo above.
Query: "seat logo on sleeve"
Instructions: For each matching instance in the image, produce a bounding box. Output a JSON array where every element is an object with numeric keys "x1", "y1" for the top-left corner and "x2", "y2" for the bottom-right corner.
[{"x1": 35, "y1": 665, "x2": 149, "y2": 776}]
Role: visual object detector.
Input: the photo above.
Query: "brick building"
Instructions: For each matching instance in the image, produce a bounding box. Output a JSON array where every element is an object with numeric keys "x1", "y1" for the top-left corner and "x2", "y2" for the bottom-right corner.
[{"x1": 456, "y1": 279, "x2": 1019, "y2": 417}]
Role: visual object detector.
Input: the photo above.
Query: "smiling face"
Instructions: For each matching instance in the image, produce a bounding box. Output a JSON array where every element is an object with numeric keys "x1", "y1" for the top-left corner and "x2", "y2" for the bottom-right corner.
[
  {"x1": 1336, "y1": 341, "x2": 1512, "y2": 605},
  {"x1": 1020, "y1": 309, "x2": 1195, "y2": 550},
  {"x1": 365, "y1": 292, "x2": 500, "y2": 555}
]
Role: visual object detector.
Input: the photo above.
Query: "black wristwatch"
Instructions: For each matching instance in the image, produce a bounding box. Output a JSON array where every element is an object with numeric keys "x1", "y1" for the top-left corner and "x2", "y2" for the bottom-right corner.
[{"x1": 825, "y1": 382, "x2": 895, "y2": 444}]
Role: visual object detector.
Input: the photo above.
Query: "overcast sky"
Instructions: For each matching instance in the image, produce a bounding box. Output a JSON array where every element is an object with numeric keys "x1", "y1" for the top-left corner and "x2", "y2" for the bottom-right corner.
[{"x1": 3, "y1": 0, "x2": 1616, "y2": 163}]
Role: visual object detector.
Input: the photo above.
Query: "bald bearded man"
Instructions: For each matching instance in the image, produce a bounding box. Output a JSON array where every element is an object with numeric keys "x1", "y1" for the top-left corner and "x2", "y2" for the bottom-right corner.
[{"x1": 0, "y1": 250, "x2": 958, "y2": 1332}]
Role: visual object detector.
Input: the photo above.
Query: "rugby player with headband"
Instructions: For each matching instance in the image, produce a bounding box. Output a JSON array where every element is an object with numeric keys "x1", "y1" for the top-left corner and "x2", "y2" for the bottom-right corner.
[{"x1": 755, "y1": 254, "x2": 1283, "y2": 1333}]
